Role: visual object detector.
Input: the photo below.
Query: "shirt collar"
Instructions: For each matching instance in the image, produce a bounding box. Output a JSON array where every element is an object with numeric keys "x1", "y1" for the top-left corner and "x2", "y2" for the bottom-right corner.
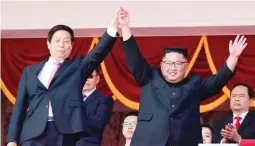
[
  {"x1": 84, "y1": 88, "x2": 96, "y2": 97},
  {"x1": 233, "y1": 111, "x2": 249, "y2": 120},
  {"x1": 48, "y1": 57, "x2": 64, "y2": 65}
]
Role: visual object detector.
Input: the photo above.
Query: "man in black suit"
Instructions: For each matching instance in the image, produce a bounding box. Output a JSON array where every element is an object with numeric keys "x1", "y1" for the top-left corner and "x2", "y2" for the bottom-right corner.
[
  {"x1": 76, "y1": 68, "x2": 114, "y2": 146},
  {"x1": 117, "y1": 8, "x2": 248, "y2": 146},
  {"x1": 6, "y1": 13, "x2": 119, "y2": 146},
  {"x1": 213, "y1": 83, "x2": 255, "y2": 143}
]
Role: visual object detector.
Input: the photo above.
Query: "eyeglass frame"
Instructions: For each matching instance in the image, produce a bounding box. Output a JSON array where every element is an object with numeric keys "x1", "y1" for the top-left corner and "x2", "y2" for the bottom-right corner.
[
  {"x1": 122, "y1": 121, "x2": 137, "y2": 127},
  {"x1": 161, "y1": 61, "x2": 188, "y2": 68}
]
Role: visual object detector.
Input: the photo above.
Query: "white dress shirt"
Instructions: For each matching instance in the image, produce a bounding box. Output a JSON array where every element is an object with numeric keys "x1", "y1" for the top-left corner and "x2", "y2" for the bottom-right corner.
[
  {"x1": 38, "y1": 57, "x2": 64, "y2": 88},
  {"x1": 233, "y1": 111, "x2": 249, "y2": 125},
  {"x1": 220, "y1": 111, "x2": 249, "y2": 143},
  {"x1": 38, "y1": 26, "x2": 117, "y2": 117},
  {"x1": 38, "y1": 57, "x2": 64, "y2": 117}
]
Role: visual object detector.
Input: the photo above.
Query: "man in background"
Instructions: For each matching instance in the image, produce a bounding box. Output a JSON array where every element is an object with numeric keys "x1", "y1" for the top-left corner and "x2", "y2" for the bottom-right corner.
[
  {"x1": 122, "y1": 112, "x2": 138, "y2": 146},
  {"x1": 76, "y1": 68, "x2": 114, "y2": 146},
  {"x1": 214, "y1": 83, "x2": 255, "y2": 143}
]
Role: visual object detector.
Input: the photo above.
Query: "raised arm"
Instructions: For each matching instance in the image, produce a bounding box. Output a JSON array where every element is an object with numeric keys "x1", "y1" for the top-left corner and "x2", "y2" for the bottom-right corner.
[
  {"x1": 119, "y1": 8, "x2": 152, "y2": 86},
  {"x1": 200, "y1": 35, "x2": 247, "y2": 100},
  {"x1": 80, "y1": 10, "x2": 120, "y2": 80}
]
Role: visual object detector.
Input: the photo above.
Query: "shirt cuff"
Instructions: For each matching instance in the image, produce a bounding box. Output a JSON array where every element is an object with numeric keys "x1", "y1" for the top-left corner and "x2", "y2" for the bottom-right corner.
[
  {"x1": 107, "y1": 26, "x2": 118, "y2": 37},
  {"x1": 220, "y1": 138, "x2": 227, "y2": 143}
]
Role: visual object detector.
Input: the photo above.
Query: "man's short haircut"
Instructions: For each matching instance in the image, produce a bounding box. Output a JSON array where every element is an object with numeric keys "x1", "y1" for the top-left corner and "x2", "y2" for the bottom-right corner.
[
  {"x1": 162, "y1": 47, "x2": 188, "y2": 59},
  {"x1": 47, "y1": 24, "x2": 75, "y2": 43},
  {"x1": 231, "y1": 83, "x2": 253, "y2": 99}
]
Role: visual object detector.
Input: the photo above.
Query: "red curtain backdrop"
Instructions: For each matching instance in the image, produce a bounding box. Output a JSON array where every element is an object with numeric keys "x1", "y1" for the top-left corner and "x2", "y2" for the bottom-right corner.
[{"x1": 1, "y1": 35, "x2": 255, "y2": 110}]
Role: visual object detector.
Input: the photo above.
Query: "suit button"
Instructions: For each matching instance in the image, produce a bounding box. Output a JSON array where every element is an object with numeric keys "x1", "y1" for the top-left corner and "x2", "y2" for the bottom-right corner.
[
  {"x1": 173, "y1": 93, "x2": 176, "y2": 95},
  {"x1": 170, "y1": 118, "x2": 173, "y2": 120},
  {"x1": 172, "y1": 105, "x2": 175, "y2": 108},
  {"x1": 46, "y1": 105, "x2": 48, "y2": 108}
]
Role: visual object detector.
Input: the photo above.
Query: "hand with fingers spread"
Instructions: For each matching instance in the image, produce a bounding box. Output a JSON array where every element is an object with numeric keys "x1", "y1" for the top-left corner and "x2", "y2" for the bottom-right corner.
[
  {"x1": 229, "y1": 35, "x2": 248, "y2": 58},
  {"x1": 226, "y1": 35, "x2": 248, "y2": 72}
]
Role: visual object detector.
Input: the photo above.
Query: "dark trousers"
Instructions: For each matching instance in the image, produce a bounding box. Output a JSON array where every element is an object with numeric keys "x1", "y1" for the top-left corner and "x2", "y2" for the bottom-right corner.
[{"x1": 21, "y1": 122, "x2": 80, "y2": 146}]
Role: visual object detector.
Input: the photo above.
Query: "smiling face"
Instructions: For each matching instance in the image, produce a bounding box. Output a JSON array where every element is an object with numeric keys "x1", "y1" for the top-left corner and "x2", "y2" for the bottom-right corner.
[{"x1": 160, "y1": 52, "x2": 188, "y2": 83}]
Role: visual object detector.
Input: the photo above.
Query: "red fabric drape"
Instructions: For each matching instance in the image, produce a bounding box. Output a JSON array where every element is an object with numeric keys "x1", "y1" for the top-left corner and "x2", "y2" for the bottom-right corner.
[
  {"x1": 1, "y1": 35, "x2": 255, "y2": 108},
  {"x1": 205, "y1": 36, "x2": 255, "y2": 104}
]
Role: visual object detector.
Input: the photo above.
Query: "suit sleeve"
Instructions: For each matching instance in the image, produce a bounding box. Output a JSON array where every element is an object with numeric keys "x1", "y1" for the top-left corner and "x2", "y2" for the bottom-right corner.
[
  {"x1": 87, "y1": 97, "x2": 114, "y2": 129},
  {"x1": 199, "y1": 63, "x2": 235, "y2": 101},
  {"x1": 6, "y1": 68, "x2": 29, "y2": 143},
  {"x1": 80, "y1": 30, "x2": 118, "y2": 80},
  {"x1": 122, "y1": 35, "x2": 152, "y2": 86},
  {"x1": 213, "y1": 119, "x2": 224, "y2": 143}
]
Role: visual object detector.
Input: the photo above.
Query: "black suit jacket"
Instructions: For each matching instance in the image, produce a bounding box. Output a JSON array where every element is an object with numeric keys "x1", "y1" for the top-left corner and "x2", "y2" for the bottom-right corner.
[
  {"x1": 122, "y1": 36, "x2": 235, "y2": 146},
  {"x1": 6, "y1": 31, "x2": 118, "y2": 144},
  {"x1": 213, "y1": 111, "x2": 255, "y2": 143},
  {"x1": 79, "y1": 90, "x2": 114, "y2": 145}
]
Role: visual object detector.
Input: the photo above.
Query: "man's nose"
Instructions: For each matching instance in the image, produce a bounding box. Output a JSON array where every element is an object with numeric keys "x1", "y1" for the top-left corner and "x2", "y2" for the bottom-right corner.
[{"x1": 58, "y1": 41, "x2": 64, "y2": 47}]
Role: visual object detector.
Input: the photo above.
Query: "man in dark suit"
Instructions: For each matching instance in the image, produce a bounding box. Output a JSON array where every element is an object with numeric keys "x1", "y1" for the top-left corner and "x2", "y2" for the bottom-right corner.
[
  {"x1": 213, "y1": 83, "x2": 255, "y2": 143},
  {"x1": 6, "y1": 13, "x2": 119, "y2": 146},
  {"x1": 76, "y1": 68, "x2": 114, "y2": 146},
  {"x1": 117, "y1": 8, "x2": 248, "y2": 146}
]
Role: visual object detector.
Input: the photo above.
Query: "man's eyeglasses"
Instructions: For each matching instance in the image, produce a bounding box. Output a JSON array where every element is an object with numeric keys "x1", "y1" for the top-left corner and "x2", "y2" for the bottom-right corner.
[
  {"x1": 122, "y1": 121, "x2": 137, "y2": 127},
  {"x1": 162, "y1": 61, "x2": 187, "y2": 68}
]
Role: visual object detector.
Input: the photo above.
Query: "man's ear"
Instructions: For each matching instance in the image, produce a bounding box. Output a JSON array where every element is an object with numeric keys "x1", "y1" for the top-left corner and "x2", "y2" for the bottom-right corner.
[{"x1": 47, "y1": 40, "x2": 50, "y2": 50}]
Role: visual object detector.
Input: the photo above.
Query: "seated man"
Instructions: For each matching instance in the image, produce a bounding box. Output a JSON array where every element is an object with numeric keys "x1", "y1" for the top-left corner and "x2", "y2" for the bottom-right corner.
[
  {"x1": 201, "y1": 123, "x2": 214, "y2": 144},
  {"x1": 213, "y1": 83, "x2": 255, "y2": 143},
  {"x1": 76, "y1": 68, "x2": 114, "y2": 146},
  {"x1": 122, "y1": 112, "x2": 138, "y2": 146}
]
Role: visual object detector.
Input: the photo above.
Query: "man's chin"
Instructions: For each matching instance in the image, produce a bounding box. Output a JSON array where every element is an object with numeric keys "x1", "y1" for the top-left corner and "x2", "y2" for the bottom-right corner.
[
  {"x1": 57, "y1": 54, "x2": 68, "y2": 59},
  {"x1": 166, "y1": 77, "x2": 179, "y2": 83},
  {"x1": 83, "y1": 87, "x2": 90, "y2": 91}
]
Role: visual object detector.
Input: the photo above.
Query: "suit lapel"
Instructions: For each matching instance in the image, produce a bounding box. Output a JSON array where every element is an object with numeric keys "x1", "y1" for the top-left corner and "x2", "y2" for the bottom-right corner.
[
  {"x1": 35, "y1": 59, "x2": 48, "y2": 90},
  {"x1": 84, "y1": 90, "x2": 98, "y2": 105},
  {"x1": 238, "y1": 111, "x2": 253, "y2": 133}
]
